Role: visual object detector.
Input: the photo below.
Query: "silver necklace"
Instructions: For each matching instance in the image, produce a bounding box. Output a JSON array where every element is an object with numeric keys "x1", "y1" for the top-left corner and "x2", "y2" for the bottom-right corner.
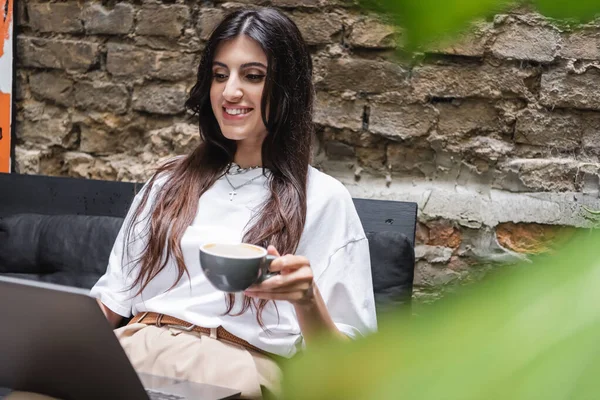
[
  {"x1": 224, "y1": 174, "x2": 263, "y2": 201},
  {"x1": 227, "y1": 162, "x2": 262, "y2": 176}
]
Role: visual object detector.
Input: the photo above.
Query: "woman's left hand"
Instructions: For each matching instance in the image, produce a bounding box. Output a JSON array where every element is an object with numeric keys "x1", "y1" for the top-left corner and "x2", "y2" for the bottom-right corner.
[{"x1": 244, "y1": 245, "x2": 315, "y2": 305}]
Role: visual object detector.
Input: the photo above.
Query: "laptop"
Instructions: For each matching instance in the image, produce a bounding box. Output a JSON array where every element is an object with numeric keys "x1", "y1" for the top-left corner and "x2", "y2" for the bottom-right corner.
[{"x1": 0, "y1": 276, "x2": 241, "y2": 400}]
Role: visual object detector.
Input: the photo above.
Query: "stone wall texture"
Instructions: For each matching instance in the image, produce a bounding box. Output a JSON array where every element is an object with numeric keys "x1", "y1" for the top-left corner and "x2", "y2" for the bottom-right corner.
[{"x1": 13, "y1": 1, "x2": 600, "y2": 303}]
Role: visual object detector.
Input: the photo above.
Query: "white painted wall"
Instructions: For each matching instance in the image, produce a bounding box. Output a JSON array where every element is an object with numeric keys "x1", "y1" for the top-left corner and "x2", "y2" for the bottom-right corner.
[{"x1": 0, "y1": 17, "x2": 12, "y2": 95}]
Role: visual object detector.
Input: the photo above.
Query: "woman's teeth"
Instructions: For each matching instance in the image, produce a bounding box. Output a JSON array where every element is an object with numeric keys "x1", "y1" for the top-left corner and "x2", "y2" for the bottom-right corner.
[{"x1": 225, "y1": 108, "x2": 251, "y2": 116}]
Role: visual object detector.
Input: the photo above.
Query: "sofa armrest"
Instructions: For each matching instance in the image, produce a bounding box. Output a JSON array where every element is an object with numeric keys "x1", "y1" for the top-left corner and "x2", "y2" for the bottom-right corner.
[
  {"x1": 0, "y1": 214, "x2": 125, "y2": 289},
  {"x1": 367, "y1": 231, "x2": 415, "y2": 314}
]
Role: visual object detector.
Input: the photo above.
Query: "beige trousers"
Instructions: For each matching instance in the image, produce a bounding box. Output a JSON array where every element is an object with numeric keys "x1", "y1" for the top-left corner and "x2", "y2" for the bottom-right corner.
[{"x1": 7, "y1": 323, "x2": 282, "y2": 400}]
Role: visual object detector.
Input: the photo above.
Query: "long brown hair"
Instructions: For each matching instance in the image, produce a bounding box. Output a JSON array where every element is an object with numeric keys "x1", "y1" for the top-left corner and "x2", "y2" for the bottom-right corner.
[{"x1": 124, "y1": 8, "x2": 314, "y2": 326}]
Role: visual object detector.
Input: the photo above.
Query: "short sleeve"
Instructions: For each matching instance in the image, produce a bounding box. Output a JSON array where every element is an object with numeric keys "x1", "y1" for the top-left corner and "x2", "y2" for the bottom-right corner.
[
  {"x1": 89, "y1": 182, "x2": 154, "y2": 317},
  {"x1": 316, "y1": 238, "x2": 378, "y2": 338}
]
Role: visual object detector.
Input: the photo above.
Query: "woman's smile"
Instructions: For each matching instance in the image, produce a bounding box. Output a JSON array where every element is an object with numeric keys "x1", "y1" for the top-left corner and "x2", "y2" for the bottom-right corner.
[{"x1": 222, "y1": 106, "x2": 254, "y2": 121}]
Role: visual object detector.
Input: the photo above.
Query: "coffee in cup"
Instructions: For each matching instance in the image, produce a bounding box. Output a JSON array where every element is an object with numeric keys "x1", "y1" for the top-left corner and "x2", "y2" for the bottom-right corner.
[{"x1": 199, "y1": 243, "x2": 277, "y2": 292}]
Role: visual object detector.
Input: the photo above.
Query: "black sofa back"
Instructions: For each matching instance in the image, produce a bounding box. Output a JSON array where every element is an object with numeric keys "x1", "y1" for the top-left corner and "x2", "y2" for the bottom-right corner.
[{"x1": 0, "y1": 173, "x2": 417, "y2": 314}]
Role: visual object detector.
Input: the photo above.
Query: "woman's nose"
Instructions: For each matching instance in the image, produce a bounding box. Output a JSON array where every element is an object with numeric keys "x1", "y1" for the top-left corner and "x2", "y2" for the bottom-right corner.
[{"x1": 223, "y1": 76, "x2": 243, "y2": 102}]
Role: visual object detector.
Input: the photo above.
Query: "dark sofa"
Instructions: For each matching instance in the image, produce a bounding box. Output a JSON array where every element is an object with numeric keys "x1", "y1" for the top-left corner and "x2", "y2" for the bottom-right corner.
[{"x1": 0, "y1": 173, "x2": 417, "y2": 315}]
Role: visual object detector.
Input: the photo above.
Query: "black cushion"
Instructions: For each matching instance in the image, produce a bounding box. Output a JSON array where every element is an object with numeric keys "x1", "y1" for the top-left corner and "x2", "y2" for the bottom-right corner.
[
  {"x1": 0, "y1": 214, "x2": 124, "y2": 288},
  {"x1": 0, "y1": 214, "x2": 415, "y2": 314},
  {"x1": 366, "y1": 231, "x2": 415, "y2": 313}
]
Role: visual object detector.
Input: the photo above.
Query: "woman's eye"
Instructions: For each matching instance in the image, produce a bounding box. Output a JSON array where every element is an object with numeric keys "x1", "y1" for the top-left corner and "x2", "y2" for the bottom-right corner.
[
  {"x1": 213, "y1": 73, "x2": 228, "y2": 82},
  {"x1": 246, "y1": 74, "x2": 265, "y2": 82}
]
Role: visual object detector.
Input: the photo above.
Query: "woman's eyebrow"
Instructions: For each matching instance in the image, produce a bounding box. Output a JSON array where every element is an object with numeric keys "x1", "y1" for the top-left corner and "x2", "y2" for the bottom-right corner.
[
  {"x1": 212, "y1": 61, "x2": 267, "y2": 70},
  {"x1": 240, "y1": 62, "x2": 267, "y2": 69}
]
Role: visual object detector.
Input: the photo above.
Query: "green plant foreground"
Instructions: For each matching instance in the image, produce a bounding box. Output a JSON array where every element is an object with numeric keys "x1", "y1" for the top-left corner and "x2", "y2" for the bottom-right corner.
[
  {"x1": 281, "y1": 231, "x2": 600, "y2": 400},
  {"x1": 279, "y1": 1, "x2": 600, "y2": 399}
]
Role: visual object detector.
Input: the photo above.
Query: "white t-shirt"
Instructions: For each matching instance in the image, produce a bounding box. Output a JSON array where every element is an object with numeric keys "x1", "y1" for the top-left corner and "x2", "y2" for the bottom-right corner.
[{"x1": 90, "y1": 166, "x2": 377, "y2": 358}]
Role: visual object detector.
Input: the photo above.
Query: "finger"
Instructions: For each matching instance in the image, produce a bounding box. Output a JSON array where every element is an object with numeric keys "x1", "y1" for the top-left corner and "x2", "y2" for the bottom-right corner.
[
  {"x1": 245, "y1": 282, "x2": 313, "y2": 295},
  {"x1": 244, "y1": 290, "x2": 308, "y2": 303},
  {"x1": 246, "y1": 265, "x2": 312, "y2": 291},
  {"x1": 267, "y1": 245, "x2": 280, "y2": 257},
  {"x1": 269, "y1": 254, "x2": 310, "y2": 273},
  {"x1": 246, "y1": 279, "x2": 313, "y2": 295},
  {"x1": 245, "y1": 266, "x2": 313, "y2": 292}
]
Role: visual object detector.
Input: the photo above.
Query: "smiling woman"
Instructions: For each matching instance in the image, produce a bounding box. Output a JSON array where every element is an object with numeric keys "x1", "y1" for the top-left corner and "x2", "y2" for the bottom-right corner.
[
  {"x1": 61, "y1": 7, "x2": 375, "y2": 400},
  {"x1": 0, "y1": 0, "x2": 14, "y2": 173}
]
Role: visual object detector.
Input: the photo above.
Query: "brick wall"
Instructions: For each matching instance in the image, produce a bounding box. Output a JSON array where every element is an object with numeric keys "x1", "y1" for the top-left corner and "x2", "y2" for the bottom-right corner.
[{"x1": 13, "y1": 1, "x2": 600, "y2": 303}]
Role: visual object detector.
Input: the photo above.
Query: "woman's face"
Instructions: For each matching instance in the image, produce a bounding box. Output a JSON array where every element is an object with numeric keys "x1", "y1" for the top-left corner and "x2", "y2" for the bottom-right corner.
[{"x1": 210, "y1": 35, "x2": 269, "y2": 144}]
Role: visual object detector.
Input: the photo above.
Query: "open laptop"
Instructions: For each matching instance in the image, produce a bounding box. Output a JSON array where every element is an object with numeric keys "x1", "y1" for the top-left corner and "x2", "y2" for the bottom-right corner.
[{"x1": 0, "y1": 276, "x2": 241, "y2": 400}]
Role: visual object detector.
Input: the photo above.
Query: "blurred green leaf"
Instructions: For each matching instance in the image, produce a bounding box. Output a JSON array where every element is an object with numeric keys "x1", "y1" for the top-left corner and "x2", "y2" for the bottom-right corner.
[
  {"x1": 282, "y1": 231, "x2": 600, "y2": 399},
  {"x1": 359, "y1": 0, "x2": 516, "y2": 51},
  {"x1": 535, "y1": 0, "x2": 600, "y2": 22},
  {"x1": 360, "y1": 0, "x2": 600, "y2": 51}
]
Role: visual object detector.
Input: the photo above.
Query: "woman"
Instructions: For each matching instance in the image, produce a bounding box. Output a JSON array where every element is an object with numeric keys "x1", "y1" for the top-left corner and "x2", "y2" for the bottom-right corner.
[{"x1": 8, "y1": 7, "x2": 377, "y2": 400}]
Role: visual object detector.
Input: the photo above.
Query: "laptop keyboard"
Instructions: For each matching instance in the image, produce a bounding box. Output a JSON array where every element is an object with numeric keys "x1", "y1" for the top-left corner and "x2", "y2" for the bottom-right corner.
[{"x1": 146, "y1": 389, "x2": 186, "y2": 400}]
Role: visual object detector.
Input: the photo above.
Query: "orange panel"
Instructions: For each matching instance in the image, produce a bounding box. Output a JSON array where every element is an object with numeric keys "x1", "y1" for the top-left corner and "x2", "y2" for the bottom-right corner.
[
  {"x1": 1, "y1": 0, "x2": 13, "y2": 58},
  {"x1": 1, "y1": 0, "x2": 13, "y2": 172},
  {"x1": 0, "y1": 92, "x2": 10, "y2": 173}
]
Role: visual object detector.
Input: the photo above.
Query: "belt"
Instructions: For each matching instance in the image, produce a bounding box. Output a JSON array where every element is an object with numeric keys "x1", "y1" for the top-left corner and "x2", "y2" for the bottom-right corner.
[{"x1": 129, "y1": 312, "x2": 271, "y2": 357}]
